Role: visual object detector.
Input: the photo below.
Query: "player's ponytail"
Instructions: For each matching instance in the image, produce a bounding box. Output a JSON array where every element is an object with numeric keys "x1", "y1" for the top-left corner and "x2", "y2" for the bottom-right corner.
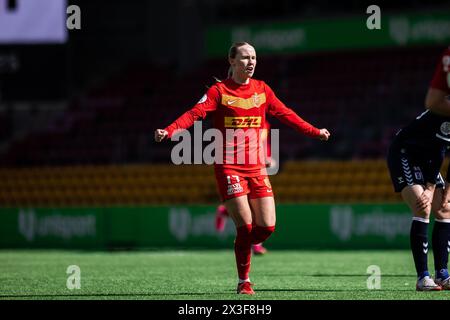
[
  {"x1": 228, "y1": 42, "x2": 250, "y2": 78},
  {"x1": 205, "y1": 77, "x2": 221, "y2": 89}
]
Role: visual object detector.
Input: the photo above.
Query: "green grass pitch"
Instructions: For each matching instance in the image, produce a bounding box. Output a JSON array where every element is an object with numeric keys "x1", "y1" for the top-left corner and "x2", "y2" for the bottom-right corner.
[{"x1": 0, "y1": 250, "x2": 448, "y2": 300}]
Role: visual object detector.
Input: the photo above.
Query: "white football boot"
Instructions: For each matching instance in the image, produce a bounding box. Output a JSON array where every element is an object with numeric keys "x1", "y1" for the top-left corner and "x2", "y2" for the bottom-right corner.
[
  {"x1": 434, "y1": 276, "x2": 450, "y2": 290},
  {"x1": 416, "y1": 276, "x2": 442, "y2": 291}
]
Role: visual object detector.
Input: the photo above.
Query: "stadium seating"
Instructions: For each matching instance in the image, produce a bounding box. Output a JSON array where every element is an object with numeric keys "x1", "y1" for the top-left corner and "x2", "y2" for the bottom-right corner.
[
  {"x1": 0, "y1": 46, "x2": 447, "y2": 206},
  {"x1": 0, "y1": 160, "x2": 410, "y2": 206}
]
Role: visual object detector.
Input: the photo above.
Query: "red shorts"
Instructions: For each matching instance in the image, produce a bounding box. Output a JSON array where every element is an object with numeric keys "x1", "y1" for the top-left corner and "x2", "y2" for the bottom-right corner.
[{"x1": 215, "y1": 168, "x2": 274, "y2": 202}]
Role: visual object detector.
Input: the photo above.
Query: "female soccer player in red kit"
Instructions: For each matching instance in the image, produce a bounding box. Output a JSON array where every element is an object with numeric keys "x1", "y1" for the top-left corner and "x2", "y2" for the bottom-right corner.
[
  {"x1": 155, "y1": 42, "x2": 330, "y2": 294},
  {"x1": 216, "y1": 119, "x2": 274, "y2": 255}
]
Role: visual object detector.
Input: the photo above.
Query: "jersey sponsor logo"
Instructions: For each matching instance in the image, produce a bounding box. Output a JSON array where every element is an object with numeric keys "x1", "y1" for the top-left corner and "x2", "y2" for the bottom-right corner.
[
  {"x1": 197, "y1": 94, "x2": 207, "y2": 104},
  {"x1": 221, "y1": 93, "x2": 266, "y2": 109},
  {"x1": 224, "y1": 116, "x2": 262, "y2": 128},
  {"x1": 227, "y1": 182, "x2": 244, "y2": 195}
]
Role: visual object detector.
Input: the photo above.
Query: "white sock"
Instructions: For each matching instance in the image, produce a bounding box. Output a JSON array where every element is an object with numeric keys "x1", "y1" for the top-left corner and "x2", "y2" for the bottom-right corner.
[{"x1": 239, "y1": 278, "x2": 250, "y2": 284}]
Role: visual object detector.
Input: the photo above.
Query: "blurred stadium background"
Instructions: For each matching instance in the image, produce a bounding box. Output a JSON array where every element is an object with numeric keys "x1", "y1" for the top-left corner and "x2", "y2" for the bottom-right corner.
[{"x1": 1, "y1": 0, "x2": 450, "y2": 253}]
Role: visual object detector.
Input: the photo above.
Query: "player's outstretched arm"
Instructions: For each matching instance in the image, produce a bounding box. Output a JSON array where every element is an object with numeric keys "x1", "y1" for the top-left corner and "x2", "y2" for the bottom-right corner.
[
  {"x1": 154, "y1": 129, "x2": 168, "y2": 142},
  {"x1": 156, "y1": 86, "x2": 220, "y2": 141},
  {"x1": 265, "y1": 82, "x2": 331, "y2": 140},
  {"x1": 318, "y1": 128, "x2": 331, "y2": 141}
]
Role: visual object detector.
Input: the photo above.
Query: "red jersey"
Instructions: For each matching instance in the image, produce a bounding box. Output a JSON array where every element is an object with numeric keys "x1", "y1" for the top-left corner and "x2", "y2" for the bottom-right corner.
[
  {"x1": 164, "y1": 78, "x2": 321, "y2": 174},
  {"x1": 430, "y1": 46, "x2": 450, "y2": 94}
]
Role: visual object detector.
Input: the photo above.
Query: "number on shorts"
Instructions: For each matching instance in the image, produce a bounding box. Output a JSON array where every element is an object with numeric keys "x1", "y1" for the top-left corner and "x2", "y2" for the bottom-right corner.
[{"x1": 226, "y1": 175, "x2": 240, "y2": 184}]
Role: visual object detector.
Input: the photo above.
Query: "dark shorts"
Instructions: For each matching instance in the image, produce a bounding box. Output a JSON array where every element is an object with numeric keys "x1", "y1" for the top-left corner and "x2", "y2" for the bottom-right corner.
[{"x1": 387, "y1": 141, "x2": 444, "y2": 192}]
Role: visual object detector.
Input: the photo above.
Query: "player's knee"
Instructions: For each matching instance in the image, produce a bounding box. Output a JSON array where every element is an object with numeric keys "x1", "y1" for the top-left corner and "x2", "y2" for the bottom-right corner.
[
  {"x1": 251, "y1": 225, "x2": 275, "y2": 244},
  {"x1": 235, "y1": 224, "x2": 253, "y2": 246},
  {"x1": 413, "y1": 208, "x2": 430, "y2": 219},
  {"x1": 434, "y1": 205, "x2": 450, "y2": 220},
  {"x1": 413, "y1": 209, "x2": 430, "y2": 220}
]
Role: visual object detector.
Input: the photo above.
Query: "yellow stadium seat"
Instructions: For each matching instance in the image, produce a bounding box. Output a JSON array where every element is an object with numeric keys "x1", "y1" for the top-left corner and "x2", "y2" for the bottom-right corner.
[{"x1": 0, "y1": 159, "x2": 420, "y2": 205}]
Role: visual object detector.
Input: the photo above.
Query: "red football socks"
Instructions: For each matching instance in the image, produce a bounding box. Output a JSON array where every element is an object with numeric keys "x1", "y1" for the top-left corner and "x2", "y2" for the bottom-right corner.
[
  {"x1": 252, "y1": 225, "x2": 275, "y2": 244},
  {"x1": 235, "y1": 224, "x2": 253, "y2": 280}
]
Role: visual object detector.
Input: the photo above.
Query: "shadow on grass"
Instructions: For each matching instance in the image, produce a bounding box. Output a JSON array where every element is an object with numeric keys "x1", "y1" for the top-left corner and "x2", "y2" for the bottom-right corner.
[
  {"x1": 0, "y1": 292, "x2": 232, "y2": 298},
  {"x1": 1, "y1": 286, "x2": 417, "y2": 298},
  {"x1": 256, "y1": 288, "x2": 411, "y2": 292},
  {"x1": 311, "y1": 274, "x2": 412, "y2": 278},
  {"x1": 261, "y1": 274, "x2": 413, "y2": 277}
]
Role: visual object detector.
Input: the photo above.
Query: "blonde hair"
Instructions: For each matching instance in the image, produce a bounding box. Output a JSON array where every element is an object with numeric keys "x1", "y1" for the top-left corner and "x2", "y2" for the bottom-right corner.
[{"x1": 227, "y1": 42, "x2": 251, "y2": 78}]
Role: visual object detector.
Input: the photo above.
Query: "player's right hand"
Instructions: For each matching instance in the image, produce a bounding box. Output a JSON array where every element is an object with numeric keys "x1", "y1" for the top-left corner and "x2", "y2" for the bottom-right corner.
[
  {"x1": 319, "y1": 128, "x2": 330, "y2": 141},
  {"x1": 154, "y1": 129, "x2": 168, "y2": 142},
  {"x1": 417, "y1": 187, "x2": 434, "y2": 212}
]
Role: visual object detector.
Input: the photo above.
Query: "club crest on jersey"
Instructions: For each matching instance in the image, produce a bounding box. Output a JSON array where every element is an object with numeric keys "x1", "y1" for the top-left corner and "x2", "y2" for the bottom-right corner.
[
  {"x1": 253, "y1": 92, "x2": 262, "y2": 107},
  {"x1": 440, "y1": 122, "x2": 450, "y2": 136}
]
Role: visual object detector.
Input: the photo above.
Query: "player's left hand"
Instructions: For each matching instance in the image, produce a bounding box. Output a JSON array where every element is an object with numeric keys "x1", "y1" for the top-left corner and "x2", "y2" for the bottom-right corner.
[
  {"x1": 319, "y1": 128, "x2": 330, "y2": 141},
  {"x1": 154, "y1": 129, "x2": 169, "y2": 142}
]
